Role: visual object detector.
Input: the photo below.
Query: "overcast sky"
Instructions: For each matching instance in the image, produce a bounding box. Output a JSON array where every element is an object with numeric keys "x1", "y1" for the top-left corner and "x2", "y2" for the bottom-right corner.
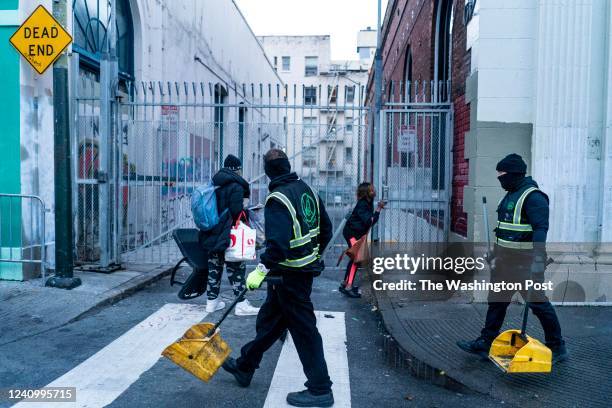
[{"x1": 234, "y1": 0, "x2": 388, "y2": 61}]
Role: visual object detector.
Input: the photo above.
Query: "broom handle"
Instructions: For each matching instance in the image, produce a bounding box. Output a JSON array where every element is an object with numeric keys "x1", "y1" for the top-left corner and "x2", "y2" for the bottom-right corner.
[
  {"x1": 482, "y1": 197, "x2": 492, "y2": 254},
  {"x1": 206, "y1": 276, "x2": 283, "y2": 338}
]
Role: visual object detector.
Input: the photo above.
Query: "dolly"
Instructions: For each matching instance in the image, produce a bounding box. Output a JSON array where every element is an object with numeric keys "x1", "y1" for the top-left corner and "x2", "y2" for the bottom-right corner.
[{"x1": 482, "y1": 196, "x2": 552, "y2": 374}]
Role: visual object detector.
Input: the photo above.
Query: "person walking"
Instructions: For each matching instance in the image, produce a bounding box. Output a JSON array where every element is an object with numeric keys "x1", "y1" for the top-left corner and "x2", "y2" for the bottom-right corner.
[
  {"x1": 456, "y1": 153, "x2": 568, "y2": 363},
  {"x1": 339, "y1": 182, "x2": 385, "y2": 298},
  {"x1": 199, "y1": 154, "x2": 259, "y2": 316},
  {"x1": 222, "y1": 149, "x2": 335, "y2": 407}
]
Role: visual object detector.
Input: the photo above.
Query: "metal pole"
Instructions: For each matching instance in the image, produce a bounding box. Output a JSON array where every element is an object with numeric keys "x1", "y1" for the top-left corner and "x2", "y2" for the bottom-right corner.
[
  {"x1": 99, "y1": 0, "x2": 119, "y2": 269},
  {"x1": 372, "y1": 0, "x2": 384, "y2": 241},
  {"x1": 47, "y1": 0, "x2": 81, "y2": 289}
]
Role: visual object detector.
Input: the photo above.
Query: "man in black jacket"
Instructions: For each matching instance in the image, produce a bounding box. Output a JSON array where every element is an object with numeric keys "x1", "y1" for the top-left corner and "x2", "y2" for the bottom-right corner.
[
  {"x1": 222, "y1": 149, "x2": 335, "y2": 408},
  {"x1": 200, "y1": 154, "x2": 259, "y2": 316},
  {"x1": 457, "y1": 154, "x2": 568, "y2": 363}
]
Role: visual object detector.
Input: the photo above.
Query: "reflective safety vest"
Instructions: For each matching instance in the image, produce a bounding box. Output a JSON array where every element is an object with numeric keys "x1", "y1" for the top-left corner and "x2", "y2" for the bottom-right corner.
[
  {"x1": 265, "y1": 179, "x2": 321, "y2": 268},
  {"x1": 494, "y1": 185, "x2": 547, "y2": 250}
]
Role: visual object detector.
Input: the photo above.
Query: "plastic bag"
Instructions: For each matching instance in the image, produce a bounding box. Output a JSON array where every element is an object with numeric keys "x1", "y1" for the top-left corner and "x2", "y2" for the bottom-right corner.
[
  {"x1": 247, "y1": 205, "x2": 266, "y2": 249},
  {"x1": 225, "y1": 211, "x2": 257, "y2": 262}
]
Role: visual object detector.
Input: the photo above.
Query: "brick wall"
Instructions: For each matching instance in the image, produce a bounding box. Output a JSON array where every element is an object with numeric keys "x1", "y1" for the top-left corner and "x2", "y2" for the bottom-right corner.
[
  {"x1": 366, "y1": 0, "x2": 471, "y2": 236},
  {"x1": 450, "y1": 1, "x2": 470, "y2": 237}
]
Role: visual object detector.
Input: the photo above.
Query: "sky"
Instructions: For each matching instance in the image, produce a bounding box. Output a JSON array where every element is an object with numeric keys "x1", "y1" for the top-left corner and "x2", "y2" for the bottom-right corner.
[{"x1": 234, "y1": 0, "x2": 388, "y2": 61}]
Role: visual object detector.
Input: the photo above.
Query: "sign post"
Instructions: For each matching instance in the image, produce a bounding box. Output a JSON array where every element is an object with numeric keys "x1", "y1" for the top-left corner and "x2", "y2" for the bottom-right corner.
[{"x1": 11, "y1": 4, "x2": 81, "y2": 288}]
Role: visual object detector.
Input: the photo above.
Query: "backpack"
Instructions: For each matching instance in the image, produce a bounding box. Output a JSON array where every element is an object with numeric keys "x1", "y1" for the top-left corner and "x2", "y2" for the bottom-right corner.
[{"x1": 191, "y1": 181, "x2": 227, "y2": 231}]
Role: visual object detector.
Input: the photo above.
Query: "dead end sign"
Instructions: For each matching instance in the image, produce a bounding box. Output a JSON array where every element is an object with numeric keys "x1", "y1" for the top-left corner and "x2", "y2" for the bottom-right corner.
[{"x1": 9, "y1": 5, "x2": 72, "y2": 75}]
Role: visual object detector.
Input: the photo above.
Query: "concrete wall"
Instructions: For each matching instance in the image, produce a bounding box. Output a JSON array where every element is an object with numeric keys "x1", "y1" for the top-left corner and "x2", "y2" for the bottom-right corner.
[{"x1": 466, "y1": 0, "x2": 611, "y2": 246}]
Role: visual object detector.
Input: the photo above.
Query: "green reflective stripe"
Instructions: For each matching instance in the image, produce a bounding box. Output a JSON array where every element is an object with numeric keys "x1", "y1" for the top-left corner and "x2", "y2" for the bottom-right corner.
[
  {"x1": 290, "y1": 235, "x2": 312, "y2": 248},
  {"x1": 496, "y1": 238, "x2": 533, "y2": 249},
  {"x1": 267, "y1": 192, "x2": 302, "y2": 240},
  {"x1": 279, "y1": 251, "x2": 319, "y2": 267},
  {"x1": 513, "y1": 187, "x2": 538, "y2": 224},
  {"x1": 496, "y1": 221, "x2": 533, "y2": 232},
  {"x1": 280, "y1": 245, "x2": 320, "y2": 268}
]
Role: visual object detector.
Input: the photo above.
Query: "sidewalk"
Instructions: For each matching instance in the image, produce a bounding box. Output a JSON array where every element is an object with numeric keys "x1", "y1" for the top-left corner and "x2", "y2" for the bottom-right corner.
[
  {"x1": 0, "y1": 264, "x2": 172, "y2": 347},
  {"x1": 369, "y1": 269, "x2": 612, "y2": 408}
]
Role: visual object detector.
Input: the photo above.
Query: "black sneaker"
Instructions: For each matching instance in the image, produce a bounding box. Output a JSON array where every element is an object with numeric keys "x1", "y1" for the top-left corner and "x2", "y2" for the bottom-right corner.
[
  {"x1": 551, "y1": 344, "x2": 569, "y2": 364},
  {"x1": 286, "y1": 390, "x2": 334, "y2": 407},
  {"x1": 339, "y1": 286, "x2": 360, "y2": 298},
  {"x1": 222, "y1": 357, "x2": 253, "y2": 387},
  {"x1": 456, "y1": 337, "x2": 492, "y2": 359}
]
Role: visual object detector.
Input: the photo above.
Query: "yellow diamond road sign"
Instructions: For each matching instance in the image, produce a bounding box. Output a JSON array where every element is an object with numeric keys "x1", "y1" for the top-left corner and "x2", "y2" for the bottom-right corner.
[{"x1": 9, "y1": 5, "x2": 72, "y2": 75}]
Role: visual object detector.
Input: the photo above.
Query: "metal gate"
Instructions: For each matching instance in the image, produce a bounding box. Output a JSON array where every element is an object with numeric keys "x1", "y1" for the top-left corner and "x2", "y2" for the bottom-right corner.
[
  {"x1": 378, "y1": 80, "x2": 453, "y2": 243},
  {"x1": 73, "y1": 77, "x2": 368, "y2": 266}
]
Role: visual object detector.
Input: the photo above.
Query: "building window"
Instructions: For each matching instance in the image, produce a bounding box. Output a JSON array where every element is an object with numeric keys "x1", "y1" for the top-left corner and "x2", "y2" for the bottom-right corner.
[
  {"x1": 273, "y1": 56, "x2": 278, "y2": 71},
  {"x1": 345, "y1": 86, "x2": 355, "y2": 104},
  {"x1": 282, "y1": 56, "x2": 291, "y2": 71},
  {"x1": 303, "y1": 117, "x2": 317, "y2": 139},
  {"x1": 326, "y1": 146, "x2": 337, "y2": 168},
  {"x1": 327, "y1": 117, "x2": 337, "y2": 136},
  {"x1": 403, "y1": 48, "x2": 413, "y2": 102},
  {"x1": 435, "y1": 0, "x2": 454, "y2": 84},
  {"x1": 345, "y1": 147, "x2": 353, "y2": 161},
  {"x1": 73, "y1": 0, "x2": 134, "y2": 79},
  {"x1": 214, "y1": 84, "x2": 228, "y2": 168},
  {"x1": 305, "y1": 56, "x2": 318, "y2": 76},
  {"x1": 345, "y1": 118, "x2": 354, "y2": 132},
  {"x1": 327, "y1": 86, "x2": 338, "y2": 104},
  {"x1": 304, "y1": 86, "x2": 317, "y2": 105},
  {"x1": 238, "y1": 105, "x2": 247, "y2": 163}
]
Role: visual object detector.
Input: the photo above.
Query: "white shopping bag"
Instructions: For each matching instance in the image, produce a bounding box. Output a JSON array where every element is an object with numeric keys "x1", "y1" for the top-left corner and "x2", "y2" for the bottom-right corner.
[{"x1": 225, "y1": 211, "x2": 257, "y2": 262}]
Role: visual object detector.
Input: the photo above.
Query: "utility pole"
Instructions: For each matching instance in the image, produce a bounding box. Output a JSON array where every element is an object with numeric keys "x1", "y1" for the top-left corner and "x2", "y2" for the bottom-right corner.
[
  {"x1": 372, "y1": 0, "x2": 384, "y2": 241},
  {"x1": 46, "y1": 0, "x2": 81, "y2": 289}
]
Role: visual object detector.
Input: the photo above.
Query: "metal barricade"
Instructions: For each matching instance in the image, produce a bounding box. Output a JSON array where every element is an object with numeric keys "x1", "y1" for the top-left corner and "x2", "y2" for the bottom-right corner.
[{"x1": 0, "y1": 194, "x2": 47, "y2": 284}]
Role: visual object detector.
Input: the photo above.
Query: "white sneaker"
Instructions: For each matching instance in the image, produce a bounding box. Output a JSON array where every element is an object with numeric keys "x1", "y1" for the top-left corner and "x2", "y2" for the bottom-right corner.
[
  {"x1": 235, "y1": 299, "x2": 260, "y2": 316},
  {"x1": 206, "y1": 298, "x2": 226, "y2": 313}
]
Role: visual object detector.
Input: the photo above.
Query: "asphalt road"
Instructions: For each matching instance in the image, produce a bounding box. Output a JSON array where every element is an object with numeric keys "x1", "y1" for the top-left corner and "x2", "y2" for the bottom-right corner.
[{"x1": 0, "y1": 267, "x2": 504, "y2": 408}]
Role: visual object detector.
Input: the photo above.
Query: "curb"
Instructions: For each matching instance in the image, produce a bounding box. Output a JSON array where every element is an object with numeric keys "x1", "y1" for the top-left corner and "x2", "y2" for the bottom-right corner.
[
  {"x1": 67, "y1": 265, "x2": 174, "y2": 323},
  {"x1": 364, "y1": 271, "x2": 478, "y2": 394}
]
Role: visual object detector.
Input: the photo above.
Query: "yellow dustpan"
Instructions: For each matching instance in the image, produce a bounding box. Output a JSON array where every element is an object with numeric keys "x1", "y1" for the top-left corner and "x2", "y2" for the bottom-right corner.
[
  {"x1": 489, "y1": 329, "x2": 551, "y2": 373},
  {"x1": 488, "y1": 292, "x2": 552, "y2": 373},
  {"x1": 162, "y1": 276, "x2": 282, "y2": 382},
  {"x1": 162, "y1": 322, "x2": 232, "y2": 382}
]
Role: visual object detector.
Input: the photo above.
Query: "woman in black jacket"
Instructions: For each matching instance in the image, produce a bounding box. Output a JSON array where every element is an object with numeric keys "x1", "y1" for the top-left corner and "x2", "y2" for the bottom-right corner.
[{"x1": 339, "y1": 182, "x2": 385, "y2": 298}]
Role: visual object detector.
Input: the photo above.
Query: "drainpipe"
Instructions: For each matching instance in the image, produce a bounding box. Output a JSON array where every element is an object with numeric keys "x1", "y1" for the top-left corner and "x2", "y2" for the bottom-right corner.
[
  {"x1": 372, "y1": 0, "x2": 384, "y2": 241},
  {"x1": 596, "y1": 0, "x2": 611, "y2": 258}
]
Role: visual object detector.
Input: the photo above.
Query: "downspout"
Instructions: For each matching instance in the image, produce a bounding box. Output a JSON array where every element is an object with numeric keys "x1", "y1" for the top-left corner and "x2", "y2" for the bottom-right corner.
[{"x1": 596, "y1": 0, "x2": 611, "y2": 253}]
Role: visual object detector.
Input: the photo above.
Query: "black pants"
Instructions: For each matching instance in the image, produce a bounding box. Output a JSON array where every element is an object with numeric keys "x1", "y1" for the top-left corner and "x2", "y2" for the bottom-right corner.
[
  {"x1": 236, "y1": 272, "x2": 332, "y2": 395},
  {"x1": 481, "y1": 258, "x2": 564, "y2": 348}
]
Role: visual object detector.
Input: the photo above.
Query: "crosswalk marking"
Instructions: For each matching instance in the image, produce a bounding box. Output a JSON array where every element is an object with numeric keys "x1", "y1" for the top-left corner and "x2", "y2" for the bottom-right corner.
[
  {"x1": 263, "y1": 311, "x2": 351, "y2": 408},
  {"x1": 12, "y1": 303, "x2": 208, "y2": 408}
]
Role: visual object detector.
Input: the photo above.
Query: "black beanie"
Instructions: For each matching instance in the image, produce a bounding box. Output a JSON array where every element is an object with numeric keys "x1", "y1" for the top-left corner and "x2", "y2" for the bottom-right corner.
[
  {"x1": 264, "y1": 157, "x2": 291, "y2": 179},
  {"x1": 496, "y1": 153, "x2": 526, "y2": 174},
  {"x1": 223, "y1": 154, "x2": 242, "y2": 171}
]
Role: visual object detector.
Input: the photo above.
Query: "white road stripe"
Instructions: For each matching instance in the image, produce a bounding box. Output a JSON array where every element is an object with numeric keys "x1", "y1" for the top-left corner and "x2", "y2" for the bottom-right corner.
[
  {"x1": 263, "y1": 311, "x2": 351, "y2": 408},
  {"x1": 13, "y1": 303, "x2": 208, "y2": 408}
]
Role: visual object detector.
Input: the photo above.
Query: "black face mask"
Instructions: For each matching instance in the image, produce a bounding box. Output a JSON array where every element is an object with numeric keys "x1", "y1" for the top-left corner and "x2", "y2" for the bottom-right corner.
[
  {"x1": 264, "y1": 158, "x2": 291, "y2": 179},
  {"x1": 498, "y1": 173, "x2": 525, "y2": 192}
]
